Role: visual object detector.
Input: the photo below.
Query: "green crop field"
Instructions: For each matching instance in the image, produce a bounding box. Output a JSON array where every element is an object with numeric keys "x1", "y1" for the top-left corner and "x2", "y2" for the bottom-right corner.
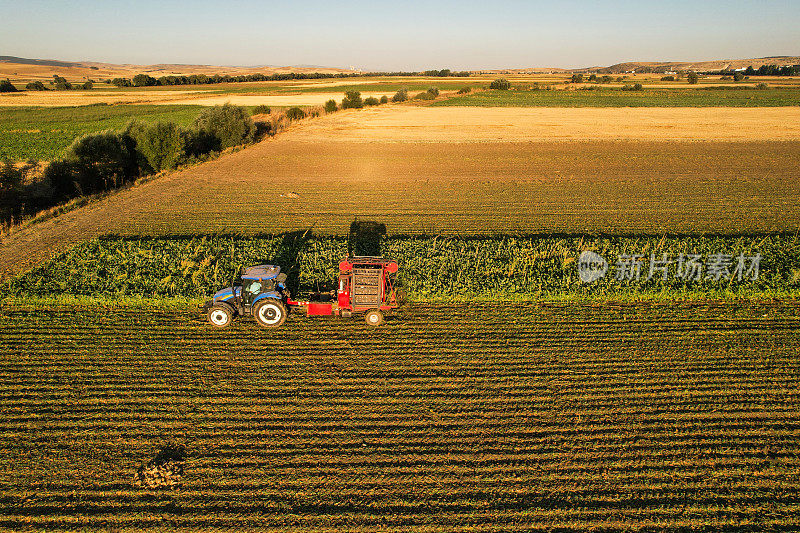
[
  {"x1": 0, "y1": 301, "x2": 798, "y2": 530},
  {"x1": 432, "y1": 87, "x2": 800, "y2": 107},
  {"x1": 0, "y1": 105, "x2": 204, "y2": 160}
]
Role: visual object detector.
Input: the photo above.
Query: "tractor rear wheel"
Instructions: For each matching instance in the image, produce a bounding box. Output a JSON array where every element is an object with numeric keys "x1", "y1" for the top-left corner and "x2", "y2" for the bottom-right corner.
[
  {"x1": 208, "y1": 305, "x2": 233, "y2": 328},
  {"x1": 254, "y1": 299, "x2": 287, "y2": 327},
  {"x1": 365, "y1": 309, "x2": 384, "y2": 326}
]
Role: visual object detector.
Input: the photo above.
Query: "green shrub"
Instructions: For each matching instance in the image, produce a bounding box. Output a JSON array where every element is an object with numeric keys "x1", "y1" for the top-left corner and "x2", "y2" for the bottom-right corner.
[
  {"x1": 600, "y1": 75, "x2": 613, "y2": 83},
  {"x1": 391, "y1": 88, "x2": 408, "y2": 102},
  {"x1": 570, "y1": 74, "x2": 583, "y2": 84},
  {"x1": 588, "y1": 74, "x2": 597, "y2": 82},
  {"x1": 286, "y1": 107, "x2": 306, "y2": 120},
  {"x1": 125, "y1": 121, "x2": 186, "y2": 173},
  {"x1": 82, "y1": 81, "x2": 93, "y2": 90},
  {"x1": 379, "y1": 95, "x2": 389, "y2": 104},
  {"x1": 733, "y1": 72, "x2": 745, "y2": 82},
  {"x1": 490, "y1": 78, "x2": 511, "y2": 90},
  {"x1": 192, "y1": 104, "x2": 255, "y2": 151},
  {"x1": 24, "y1": 81, "x2": 47, "y2": 91},
  {"x1": 687, "y1": 72, "x2": 699, "y2": 84},
  {"x1": 427, "y1": 87, "x2": 440, "y2": 97},
  {"x1": 755, "y1": 82, "x2": 769, "y2": 90},
  {"x1": 621, "y1": 83, "x2": 643, "y2": 91},
  {"x1": 252, "y1": 105, "x2": 271, "y2": 115},
  {"x1": 660, "y1": 76, "x2": 675, "y2": 81},
  {"x1": 363, "y1": 97, "x2": 380, "y2": 106},
  {"x1": 412, "y1": 91, "x2": 436, "y2": 100},
  {"x1": 324, "y1": 99, "x2": 338, "y2": 112},
  {"x1": 341, "y1": 90, "x2": 364, "y2": 109},
  {"x1": 0, "y1": 161, "x2": 24, "y2": 221},
  {"x1": 0, "y1": 79, "x2": 18, "y2": 93},
  {"x1": 112, "y1": 78, "x2": 132, "y2": 88},
  {"x1": 132, "y1": 74, "x2": 158, "y2": 87},
  {"x1": 42, "y1": 160, "x2": 92, "y2": 198},
  {"x1": 457, "y1": 87, "x2": 471, "y2": 94},
  {"x1": 64, "y1": 131, "x2": 138, "y2": 190},
  {"x1": 52, "y1": 76, "x2": 72, "y2": 90}
]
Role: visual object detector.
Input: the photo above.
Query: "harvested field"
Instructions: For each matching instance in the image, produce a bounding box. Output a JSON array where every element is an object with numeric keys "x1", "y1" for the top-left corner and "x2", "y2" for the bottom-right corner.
[
  {"x1": 287, "y1": 106, "x2": 800, "y2": 142},
  {"x1": 0, "y1": 302, "x2": 798, "y2": 530},
  {"x1": 153, "y1": 91, "x2": 394, "y2": 107},
  {"x1": 0, "y1": 90, "x2": 208, "y2": 107},
  {"x1": 1, "y1": 138, "x2": 799, "y2": 279}
]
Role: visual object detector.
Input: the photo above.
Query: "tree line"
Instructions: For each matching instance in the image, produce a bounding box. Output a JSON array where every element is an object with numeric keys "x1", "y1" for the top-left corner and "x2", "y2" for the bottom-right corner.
[
  {"x1": 112, "y1": 69, "x2": 469, "y2": 88},
  {"x1": 1, "y1": 105, "x2": 260, "y2": 227}
]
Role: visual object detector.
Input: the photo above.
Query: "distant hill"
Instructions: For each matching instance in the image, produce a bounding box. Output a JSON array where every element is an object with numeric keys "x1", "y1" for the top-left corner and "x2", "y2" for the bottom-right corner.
[
  {"x1": 0, "y1": 56, "x2": 354, "y2": 82},
  {"x1": 0, "y1": 56, "x2": 78, "y2": 68},
  {"x1": 591, "y1": 56, "x2": 800, "y2": 74}
]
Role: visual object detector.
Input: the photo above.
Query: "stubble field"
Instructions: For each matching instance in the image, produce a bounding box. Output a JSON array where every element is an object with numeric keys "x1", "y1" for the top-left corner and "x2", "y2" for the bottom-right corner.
[
  {"x1": 2, "y1": 133, "x2": 799, "y2": 279},
  {"x1": 0, "y1": 302, "x2": 798, "y2": 530}
]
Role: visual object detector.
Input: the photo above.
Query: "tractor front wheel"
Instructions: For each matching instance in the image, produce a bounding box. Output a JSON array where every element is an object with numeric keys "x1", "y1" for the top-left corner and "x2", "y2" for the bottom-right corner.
[
  {"x1": 208, "y1": 305, "x2": 234, "y2": 328},
  {"x1": 365, "y1": 309, "x2": 384, "y2": 326},
  {"x1": 254, "y1": 299, "x2": 287, "y2": 328}
]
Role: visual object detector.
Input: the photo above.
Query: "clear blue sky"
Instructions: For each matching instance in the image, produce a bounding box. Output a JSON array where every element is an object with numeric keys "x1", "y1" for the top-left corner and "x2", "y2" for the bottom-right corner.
[{"x1": 1, "y1": 0, "x2": 798, "y2": 70}]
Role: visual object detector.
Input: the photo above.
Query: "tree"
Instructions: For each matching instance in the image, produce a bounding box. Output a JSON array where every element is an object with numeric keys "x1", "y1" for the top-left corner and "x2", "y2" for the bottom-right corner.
[
  {"x1": 363, "y1": 97, "x2": 379, "y2": 106},
  {"x1": 82, "y1": 81, "x2": 94, "y2": 90},
  {"x1": 324, "y1": 99, "x2": 338, "y2": 112},
  {"x1": 489, "y1": 78, "x2": 511, "y2": 90},
  {"x1": 126, "y1": 121, "x2": 186, "y2": 173},
  {"x1": 52, "y1": 75, "x2": 72, "y2": 90},
  {"x1": 132, "y1": 74, "x2": 158, "y2": 87},
  {"x1": 64, "y1": 131, "x2": 138, "y2": 191},
  {"x1": 588, "y1": 74, "x2": 597, "y2": 82},
  {"x1": 192, "y1": 104, "x2": 255, "y2": 151},
  {"x1": 341, "y1": 90, "x2": 363, "y2": 109},
  {"x1": 112, "y1": 78, "x2": 132, "y2": 87},
  {"x1": 286, "y1": 107, "x2": 306, "y2": 120},
  {"x1": 570, "y1": 74, "x2": 583, "y2": 84},
  {"x1": 391, "y1": 88, "x2": 408, "y2": 102},
  {"x1": 379, "y1": 95, "x2": 388, "y2": 104},
  {"x1": 687, "y1": 72, "x2": 699, "y2": 84},
  {"x1": 733, "y1": 72, "x2": 744, "y2": 82},
  {"x1": 0, "y1": 79, "x2": 18, "y2": 92},
  {"x1": 25, "y1": 81, "x2": 47, "y2": 91}
]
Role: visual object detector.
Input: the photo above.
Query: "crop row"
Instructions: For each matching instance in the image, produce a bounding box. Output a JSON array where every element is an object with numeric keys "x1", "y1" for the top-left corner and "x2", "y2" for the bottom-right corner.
[
  {"x1": 0, "y1": 302, "x2": 798, "y2": 529},
  {"x1": 3, "y1": 234, "x2": 799, "y2": 300}
]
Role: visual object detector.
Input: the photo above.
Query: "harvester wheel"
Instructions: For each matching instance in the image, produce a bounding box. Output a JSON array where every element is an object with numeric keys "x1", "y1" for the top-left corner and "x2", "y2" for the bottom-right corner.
[
  {"x1": 254, "y1": 299, "x2": 287, "y2": 327},
  {"x1": 365, "y1": 309, "x2": 384, "y2": 326},
  {"x1": 208, "y1": 305, "x2": 233, "y2": 328}
]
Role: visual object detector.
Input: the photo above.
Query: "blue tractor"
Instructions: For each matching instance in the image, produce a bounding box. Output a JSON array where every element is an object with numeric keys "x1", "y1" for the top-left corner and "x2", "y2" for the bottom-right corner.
[{"x1": 201, "y1": 265, "x2": 290, "y2": 328}]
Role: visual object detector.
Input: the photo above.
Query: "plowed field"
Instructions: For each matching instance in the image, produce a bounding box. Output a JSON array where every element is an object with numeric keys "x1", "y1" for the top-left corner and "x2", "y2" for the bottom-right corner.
[{"x1": 1, "y1": 303, "x2": 798, "y2": 530}]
